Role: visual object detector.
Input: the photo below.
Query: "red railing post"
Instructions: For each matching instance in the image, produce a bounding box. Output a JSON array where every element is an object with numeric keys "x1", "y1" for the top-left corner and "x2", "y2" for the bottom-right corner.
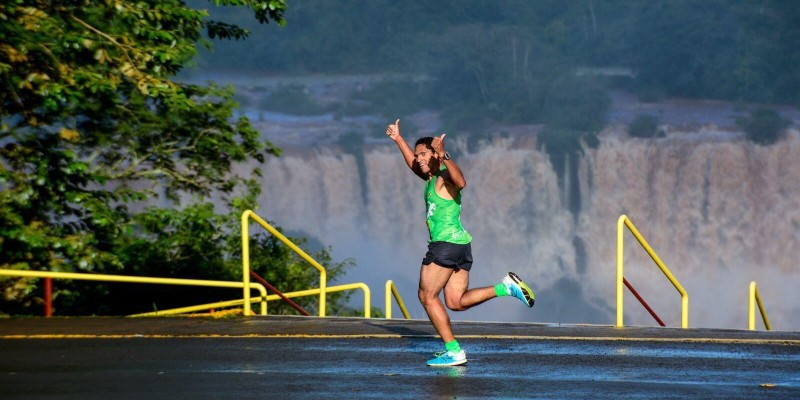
[
  {"x1": 249, "y1": 271, "x2": 311, "y2": 316},
  {"x1": 44, "y1": 278, "x2": 53, "y2": 317},
  {"x1": 623, "y1": 277, "x2": 666, "y2": 327}
]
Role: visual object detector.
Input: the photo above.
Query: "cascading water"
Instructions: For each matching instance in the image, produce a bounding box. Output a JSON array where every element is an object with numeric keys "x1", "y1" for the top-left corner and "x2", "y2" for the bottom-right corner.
[{"x1": 251, "y1": 127, "x2": 800, "y2": 330}]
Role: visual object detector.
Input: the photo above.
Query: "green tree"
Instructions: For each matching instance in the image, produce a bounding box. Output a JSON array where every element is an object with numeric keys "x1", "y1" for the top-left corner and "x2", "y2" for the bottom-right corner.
[
  {"x1": 100, "y1": 188, "x2": 356, "y2": 317},
  {"x1": 0, "y1": 0, "x2": 316, "y2": 315},
  {"x1": 626, "y1": 0, "x2": 800, "y2": 104},
  {"x1": 628, "y1": 114, "x2": 661, "y2": 138},
  {"x1": 736, "y1": 108, "x2": 791, "y2": 146},
  {"x1": 246, "y1": 225, "x2": 356, "y2": 316}
]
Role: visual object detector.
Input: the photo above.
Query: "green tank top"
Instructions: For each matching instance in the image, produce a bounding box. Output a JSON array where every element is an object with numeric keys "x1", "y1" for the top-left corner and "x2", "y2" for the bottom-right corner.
[{"x1": 425, "y1": 167, "x2": 472, "y2": 244}]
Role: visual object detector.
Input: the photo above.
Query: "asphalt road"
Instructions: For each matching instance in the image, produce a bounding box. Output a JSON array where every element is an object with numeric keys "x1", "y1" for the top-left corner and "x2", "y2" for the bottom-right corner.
[{"x1": 1, "y1": 316, "x2": 799, "y2": 399}]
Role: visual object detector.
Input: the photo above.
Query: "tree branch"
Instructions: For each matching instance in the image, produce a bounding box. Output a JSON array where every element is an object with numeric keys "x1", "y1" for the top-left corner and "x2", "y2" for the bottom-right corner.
[{"x1": 70, "y1": 15, "x2": 139, "y2": 73}]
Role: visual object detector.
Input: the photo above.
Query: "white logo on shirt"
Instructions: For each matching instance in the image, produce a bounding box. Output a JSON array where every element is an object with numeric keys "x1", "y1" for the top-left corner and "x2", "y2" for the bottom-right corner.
[{"x1": 426, "y1": 202, "x2": 436, "y2": 219}]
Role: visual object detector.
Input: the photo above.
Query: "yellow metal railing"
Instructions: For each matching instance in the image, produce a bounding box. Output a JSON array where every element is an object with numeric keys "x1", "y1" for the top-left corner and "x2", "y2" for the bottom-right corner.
[
  {"x1": 257, "y1": 283, "x2": 370, "y2": 318},
  {"x1": 384, "y1": 280, "x2": 410, "y2": 319},
  {"x1": 242, "y1": 210, "x2": 326, "y2": 317},
  {"x1": 0, "y1": 269, "x2": 269, "y2": 315},
  {"x1": 748, "y1": 281, "x2": 772, "y2": 331},
  {"x1": 130, "y1": 297, "x2": 258, "y2": 317},
  {"x1": 131, "y1": 282, "x2": 372, "y2": 318},
  {"x1": 617, "y1": 215, "x2": 689, "y2": 328}
]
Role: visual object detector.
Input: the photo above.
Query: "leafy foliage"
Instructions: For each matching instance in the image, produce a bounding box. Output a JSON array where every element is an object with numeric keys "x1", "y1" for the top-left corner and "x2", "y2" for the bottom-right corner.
[
  {"x1": 736, "y1": 108, "x2": 791, "y2": 146},
  {"x1": 0, "y1": 1, "x2": 365, "y2": 316},
  {"x1": 104, "y1": 189, "x2": 354, "y2": 316},
  {"x1": 627, "y1": 0, "x2": 799, "y2": 105},
  {"x1": 246, "y1": 228, "x2": 355, "y2": 316},
  {"x1": 628, "y1": 115, "x2": 661, "y2": 138},
  {"x1": 204, "y1": 0, "x2": 800, "y2": 109},
  {"x1": 540, "y1": 76, "x2": 610, "y2": 132}
]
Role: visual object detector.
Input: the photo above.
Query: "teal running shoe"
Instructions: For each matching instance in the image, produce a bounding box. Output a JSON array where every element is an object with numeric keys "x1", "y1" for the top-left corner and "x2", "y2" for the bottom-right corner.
[
  {"x1": 427, "y1": 350, "x2": 467, "y2": 366},
  {"x1": 503, "y1": 272, "x2": 535, "y2": 307}
]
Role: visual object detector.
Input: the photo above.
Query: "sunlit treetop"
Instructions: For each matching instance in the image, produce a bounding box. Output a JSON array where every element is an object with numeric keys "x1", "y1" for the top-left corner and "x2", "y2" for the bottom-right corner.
[{"x1": 0, "y1": 0, "x2": 285, "y2": 274}]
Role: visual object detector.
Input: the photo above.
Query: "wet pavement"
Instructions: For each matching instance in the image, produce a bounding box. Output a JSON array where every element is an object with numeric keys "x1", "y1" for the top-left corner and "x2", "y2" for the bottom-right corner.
[{"x1": 1, "y1": 316, "x2": 799, "y2": 399}]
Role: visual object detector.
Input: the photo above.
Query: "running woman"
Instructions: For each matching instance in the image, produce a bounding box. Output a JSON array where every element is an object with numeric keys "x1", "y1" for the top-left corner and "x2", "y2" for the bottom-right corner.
[{"x1": 386, "y1": 119, "x2": 535, "y2": 366}]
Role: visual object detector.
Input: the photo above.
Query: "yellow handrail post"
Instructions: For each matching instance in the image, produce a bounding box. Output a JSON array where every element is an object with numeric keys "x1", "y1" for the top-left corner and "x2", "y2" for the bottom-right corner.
[
  {"x1": 616, "y1": 216, "x2": 625, "y2": 327},
  {"x1": 384, "y1": 280, "x2": 410, "y2": 319},
  {"x1": 748, "y1": 281, "x2": 772, "y2": 331},
  {"x1": 385, "y1": 280, "x2": 392, "y2": 319},
  {"x1": 339, "y1": 282, "x2": 371, "y2": 318},
  {"x1": 617, "y1": 215, "x2": 689, "y2": 328},
  {"x1": 242, "y1": 211, "x2": 253, "y2": 316},
  {"x1": 242, "y1": 210, "x2": 327, "y2": 317}
]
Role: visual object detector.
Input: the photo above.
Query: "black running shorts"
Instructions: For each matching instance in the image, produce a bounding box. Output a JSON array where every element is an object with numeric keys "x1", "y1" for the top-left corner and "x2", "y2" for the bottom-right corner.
[{"x1": 422, "y1": 241, "x2": 473, "y2": 271}]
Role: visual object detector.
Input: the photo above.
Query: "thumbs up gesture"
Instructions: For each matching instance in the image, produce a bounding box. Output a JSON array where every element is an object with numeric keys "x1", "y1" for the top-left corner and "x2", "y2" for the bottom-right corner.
[
  {"x1": 386, "y1": 119, "x2": 400, "y2": 141},
  {"x1": 431, "y1": 133, "x2": 446, "y2": 157}
]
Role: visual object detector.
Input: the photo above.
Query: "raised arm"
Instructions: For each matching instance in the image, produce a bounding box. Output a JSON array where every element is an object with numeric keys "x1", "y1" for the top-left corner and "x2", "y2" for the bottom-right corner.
[
  {"x1": 430, "y1": 134, "x2": 466, "y2": 190},
  {"x1": 386, "y1": 119, "x2": 425, "y2": 179}
]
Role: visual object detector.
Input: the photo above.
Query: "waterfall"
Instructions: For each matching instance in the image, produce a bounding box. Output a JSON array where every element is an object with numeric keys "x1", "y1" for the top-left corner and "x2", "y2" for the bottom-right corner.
[{"x1": 251, "y1": 128, "x2": 800, "y2": 330}]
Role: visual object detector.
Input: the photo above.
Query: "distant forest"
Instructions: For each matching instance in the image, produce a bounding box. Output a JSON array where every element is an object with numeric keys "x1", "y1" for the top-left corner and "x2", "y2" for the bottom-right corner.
[{"x1": 196, "y1": 0, "x2": 799, "y2": 133}]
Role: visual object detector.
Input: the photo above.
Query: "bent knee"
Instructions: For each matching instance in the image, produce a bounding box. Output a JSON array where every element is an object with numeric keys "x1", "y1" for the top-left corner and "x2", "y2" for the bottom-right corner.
[{"x1": 445, "y1": 298, "x2": 467, "y2": 311}]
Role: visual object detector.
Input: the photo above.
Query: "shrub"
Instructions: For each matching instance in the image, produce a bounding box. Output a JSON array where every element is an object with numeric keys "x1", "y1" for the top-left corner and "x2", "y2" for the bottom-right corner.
[
  {"x1": 628, "y1": 114, "x2": 660, "y2": 138},
  {"x1": 542, "y1": 77, "x2": 611, "y2": 132},
  {"x1": 737, "y1": 108, "x2": 791, "y2": 146}
]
